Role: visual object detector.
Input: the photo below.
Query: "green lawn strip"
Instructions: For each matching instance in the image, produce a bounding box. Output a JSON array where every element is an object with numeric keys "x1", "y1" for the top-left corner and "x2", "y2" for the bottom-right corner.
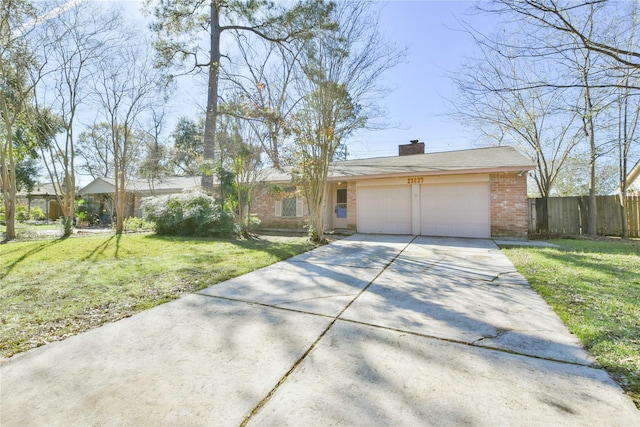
[
  {"x1": 1, "y1": 222, "x2": 65, "y2": 239},
  {"x1": 0, "y1": 234, "x2": 314, "y2": 359},
  {"x1": 503, "y1": 240, "x2": 640, "y2": 407}
]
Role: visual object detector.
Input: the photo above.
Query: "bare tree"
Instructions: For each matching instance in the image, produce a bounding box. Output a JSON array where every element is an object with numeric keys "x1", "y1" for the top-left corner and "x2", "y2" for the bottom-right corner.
[
  {"x1": 32, "y1": 2, "x2": 120, "y2": 235},
  {"x1": 614, "y1": 73, "x2": 640, "y2": 239},
  {"x1": 287, "y1": 0, "x2": 404, "y2": 243},
  {"x1": 577, "y1": 29, "x2": 603, "y2": 235},
  {"x1": 490, "y1": 0, "x2": 640, "y2": 71},
  {"x1": 449, "y1": 36, "x2": 582, "y2": 197},
  {"x1": 146, "y1": 0, "x2": 332, "y2": 189},
  {"x1": 93, "y1": 37, "x2": 164, "y2": 234},
  {"x1": 76, "y1": 122, "x2": 116, "y2": 179},
  {"x1": 215, "y1": 111, "x2": 264, "y2": 231},
  {"x1": 1, "y1": 0, "x2": 38, "y2": 241},
  {"x1": 223, "y1": 34, "x2": 304, "y2": 168},
  {"x1": 138, "y1": 107, "x2": 170, "y2": 195},
  {"x1": 458, "y1": 1, "x2": 640, "y2": 236}
]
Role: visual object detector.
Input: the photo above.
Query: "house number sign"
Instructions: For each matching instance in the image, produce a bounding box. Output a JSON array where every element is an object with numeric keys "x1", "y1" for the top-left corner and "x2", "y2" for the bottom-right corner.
[{"x1": 407, "y1": 177, "x2": 424, "y2": 184}]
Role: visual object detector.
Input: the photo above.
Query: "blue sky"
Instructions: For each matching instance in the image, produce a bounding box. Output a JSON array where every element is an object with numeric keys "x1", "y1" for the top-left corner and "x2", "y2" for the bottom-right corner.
[
  {"x1": 347, "y1": 0, "x2": 495, "y2": 158},
  {"x1": 148, "y1": 0, "x2": 495, "y2": 159},
  {"x1": 80, "y1": 1, "x2": 496, "y2": 159}
]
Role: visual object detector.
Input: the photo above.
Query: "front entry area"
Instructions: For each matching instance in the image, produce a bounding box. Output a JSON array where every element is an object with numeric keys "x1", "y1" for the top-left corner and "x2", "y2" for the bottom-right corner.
[
  {"x1": 356, "y1": 176, "x2": 491, "y2": 238},
  {"x1": 334, "y1": 188, "x2": 348, "y2": 229}
]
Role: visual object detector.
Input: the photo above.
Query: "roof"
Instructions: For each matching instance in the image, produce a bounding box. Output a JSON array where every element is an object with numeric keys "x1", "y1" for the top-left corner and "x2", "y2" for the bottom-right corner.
[
  {"x1": 20, "y1": 183, "x2": 58, "y2": 196},
  {"x1": 76, "y1": 146, "x2": 535, "y2": 192},
  {"x1": 329, "y1": 146, "x2": 534, "y2": 179},
  {"x1": 262, "y1": 146, "x2": 535, "y2": 183},
  {"x1": 627, "y1": 159, "x2": 640, "y2": 193},
  {"x1": 79, "y1": 176, "x2": 202, "y2": 196}
]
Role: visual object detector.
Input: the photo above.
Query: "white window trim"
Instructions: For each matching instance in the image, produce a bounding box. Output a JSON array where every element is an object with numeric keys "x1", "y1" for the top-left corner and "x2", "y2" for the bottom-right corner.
[{"x1": 275, "y1": 197, "x2": 303, "y2": 217}]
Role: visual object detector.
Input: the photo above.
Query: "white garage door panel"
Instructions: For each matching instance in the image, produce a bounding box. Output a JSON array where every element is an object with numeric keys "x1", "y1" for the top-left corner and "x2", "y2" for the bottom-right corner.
[
  {"x1": 420, "y1": 182, "x2": 490, "y2": 238},
  {"x1": 357, "y1": 186, "x2": 412, "y2": 234}
]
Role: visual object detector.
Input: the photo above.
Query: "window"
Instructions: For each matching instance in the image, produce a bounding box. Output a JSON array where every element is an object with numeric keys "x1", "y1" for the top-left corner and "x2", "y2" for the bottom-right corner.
[
  {"x1": 281, "y1": 197, "x2": 297, "y2": 217},
  {"x1": 336, "y1": 189, "x2": 347, "y2": 218},
  {"x1": 275, "y1": 196, "x2": 303, "y2": 218}
]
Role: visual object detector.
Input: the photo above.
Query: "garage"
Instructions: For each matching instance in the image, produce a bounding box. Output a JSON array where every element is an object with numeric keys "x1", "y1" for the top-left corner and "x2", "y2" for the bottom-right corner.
[
  {"x1": 420, "y1": 181, "x2": 490, "y2": 238},
  {"x1": 356, "y1": 179, "x2": 490, "y2": 238},
  {"x1": 257, "y1": 145, "x2": 534, "y2": 239},
  {"x1": 357, "y1": 186, "x2": 412, "y2": 234}
]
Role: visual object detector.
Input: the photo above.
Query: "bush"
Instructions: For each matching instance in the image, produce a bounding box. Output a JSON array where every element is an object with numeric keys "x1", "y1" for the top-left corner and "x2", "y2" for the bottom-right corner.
[
  {"x1": 141, "y1": 190, "x2": 233, "y2": 237},
  {"x1": 16, "y1": 204, "x2": 29, "y2": 223},
  {"x1": 123, "y1": 216, "x2": 155, "y2": 231},
  {"x1": 234, "y1": 214, "x2": 262, "y2": 236},
  {"x1": 30, "y1": 207, "x2": 46, "y2": 221}
]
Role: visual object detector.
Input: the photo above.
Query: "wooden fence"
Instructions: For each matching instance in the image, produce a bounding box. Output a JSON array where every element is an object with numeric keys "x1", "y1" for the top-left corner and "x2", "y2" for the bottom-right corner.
[{"x1": 528, "y1": 195, "x2": 640, "y2": 238}]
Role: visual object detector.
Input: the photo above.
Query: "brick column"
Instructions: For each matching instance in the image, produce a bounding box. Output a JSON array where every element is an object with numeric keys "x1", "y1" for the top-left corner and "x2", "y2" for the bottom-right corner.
[
  {"x1": 347, "y1": 180, "x2": 357, "y2": 230},
  {"x1": 490, "y1": 172, "x2": 528, "y2": 238}
]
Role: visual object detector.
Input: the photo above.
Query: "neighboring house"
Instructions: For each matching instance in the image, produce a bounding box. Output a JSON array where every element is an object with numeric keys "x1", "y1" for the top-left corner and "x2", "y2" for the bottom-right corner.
[
  {"x1": 622, "y1": 160, "x2": 640, "y2": 195},
  {"x1": 19, "y1": 183, "x2": 66, "y2": 220},
  {"x1": 78, "y1": 176, "x2": 201, "y2": 219},
  {"x1": 253, "y1": 142, "x2": 535, "y2": 238}
]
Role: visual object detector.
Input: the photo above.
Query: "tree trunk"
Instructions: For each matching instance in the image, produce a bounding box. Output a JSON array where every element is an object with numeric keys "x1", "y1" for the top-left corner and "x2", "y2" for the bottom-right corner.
[
  {"x1": 202, "y1": 1, "x2": 221, "y2": 192},
  {"x1": 620, "y1": 192, "x2": 628, "y2": 240},
  {"x1": 620, "y1": 134, "x2": 629, "y2": 240},
  {"x1": 61, "y1": 164, "x2": 75, "y2": 237},
  {"x1": 307, "y1": 196, "x2": 325, "y2": 244},
  {"x1": 583, "y1": 66, "x2": 598, "y2": 237},
  {"x1": 1, "y1": 97, "x2": 17, "y2": 241},
  {"x1": 588, "y1": 153, "x2": 597, "y2": 236},
  {"x1": 305, "y1": 163, "x2": 328, "y2": 244},
  {"x1": 115, "y1": 172, "x2": 125, "y2": 234}
]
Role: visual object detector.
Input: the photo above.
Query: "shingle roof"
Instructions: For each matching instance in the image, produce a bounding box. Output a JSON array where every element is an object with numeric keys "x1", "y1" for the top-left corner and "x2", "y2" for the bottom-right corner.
[
  {"x1": 79, "y1": 176, "x2": 202, "y2": 195},
  {"x1": 329, "y1": 146, "x2": 534, "y2": 179},
  {"x1": 21, "y1": 183, "x2": 58, "y2": 196},
  {"x1": 261, "y1": 146, "x2": 534, "y2": 183},
  {"x1": 75, "y1": 146, "x2": 535, "y2": 191}
]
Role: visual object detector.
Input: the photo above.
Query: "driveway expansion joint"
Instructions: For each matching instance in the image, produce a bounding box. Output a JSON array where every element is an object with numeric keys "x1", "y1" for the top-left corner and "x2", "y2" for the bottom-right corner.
[
  {"x1": 472, "y1": 327, "x2": 511, "y2": 345},
  {"x1": 272, "y1": 293, "x2": 359, "y2": 307},
  {"x1": 240, "y1": 236, "x2": 417, "y2": 426},
  {"x1": 194, "y1": 292, "x2": 336, "y2": 320},
  {"x1": 340, "y1": 317, "x2": 595, "y2": 368}
]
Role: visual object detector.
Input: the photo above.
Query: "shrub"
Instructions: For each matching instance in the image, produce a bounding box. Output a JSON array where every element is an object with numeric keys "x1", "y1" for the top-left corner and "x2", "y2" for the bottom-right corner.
[
  {"x1": 16, "y1": 204, "x2": 29, "y2": 223},
  {"x1": 141, "y1": 190, "x2": 233, "y2": 237},
  {"x1": 234, "y1": 214, "x2": 262, "y2": 237},
  {"x1": 123, "y1": 216, "x2": 155, "y2": 231},
  {"x1": 30, "y1": 207, "x2": 46, "y2": 221}
]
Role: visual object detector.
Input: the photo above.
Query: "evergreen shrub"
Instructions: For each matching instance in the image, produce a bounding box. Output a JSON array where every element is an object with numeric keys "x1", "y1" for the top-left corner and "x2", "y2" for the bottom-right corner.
[{"x1": 141, "y1": 190, "x2": 233, "y2": 237}]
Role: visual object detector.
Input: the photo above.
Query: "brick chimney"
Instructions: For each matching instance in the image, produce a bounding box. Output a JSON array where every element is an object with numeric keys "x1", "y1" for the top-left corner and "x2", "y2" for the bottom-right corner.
[{"x1": 399, "y1": 140, "x2": 425, "y2": 156}]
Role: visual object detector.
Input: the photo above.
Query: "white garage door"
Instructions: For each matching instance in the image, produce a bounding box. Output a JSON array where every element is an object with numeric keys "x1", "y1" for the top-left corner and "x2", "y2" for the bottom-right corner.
[
  {"x1": 357, "y1": 186, "x2": 412, "y2": 234},
  {"x1": 420, "y1": 182, "x2": 490, "y2": 238}
]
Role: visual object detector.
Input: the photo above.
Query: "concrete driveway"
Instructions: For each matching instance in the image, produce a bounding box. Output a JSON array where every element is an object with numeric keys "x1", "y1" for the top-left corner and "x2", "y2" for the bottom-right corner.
[{"x1": 1, "y1": 235, "x2": 638, "y2": 426}]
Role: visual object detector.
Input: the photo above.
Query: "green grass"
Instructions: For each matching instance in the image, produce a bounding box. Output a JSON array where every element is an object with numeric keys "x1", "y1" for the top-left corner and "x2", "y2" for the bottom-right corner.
[
  {"x1": 0, "y1": 233, "x2": 314, "y2": 359},
  {"x1": 503, "y1": 239, "x2": 640, "y2": 407},
  {"x1": 1, "y1": 222, "x2": 64, "y2": 238}
]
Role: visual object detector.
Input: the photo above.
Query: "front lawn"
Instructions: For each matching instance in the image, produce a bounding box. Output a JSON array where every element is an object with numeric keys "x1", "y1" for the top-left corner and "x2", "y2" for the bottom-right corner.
[
  {"x1": 1, "y1": 222, "x2": 65, "y2": 240},
  {"x1": 0, "y1": 233, "x2": 314, "y2": 360},
  {"x1": 503, "y1": 239, "x2": 640, "y2": 407}
]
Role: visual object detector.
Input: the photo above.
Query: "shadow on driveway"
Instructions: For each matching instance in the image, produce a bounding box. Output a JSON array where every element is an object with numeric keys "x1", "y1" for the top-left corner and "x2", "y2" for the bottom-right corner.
[{"x1": 1, "y1": 234, "x2": 638, "y2": 426}]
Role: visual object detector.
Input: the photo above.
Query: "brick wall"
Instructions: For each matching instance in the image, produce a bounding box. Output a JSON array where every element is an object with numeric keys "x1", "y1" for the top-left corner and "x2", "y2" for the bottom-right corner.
[
  {"x1": 346, "y1": 181, "x2": 357, "y2": 229},
  {"x1": 490, "y1": 172, "x2": 528, "y2": 237},
  {"x1": 398, "y1": 142, "x2": 425, "y2": 156},
  {"x1": 251, "y1": 186, "x2": 308, "y2": 230}
]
